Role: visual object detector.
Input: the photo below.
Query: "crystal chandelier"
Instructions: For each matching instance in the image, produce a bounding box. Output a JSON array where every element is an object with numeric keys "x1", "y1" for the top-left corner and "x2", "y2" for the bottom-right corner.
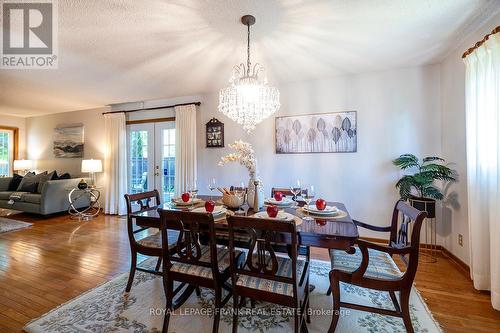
[{"x1": 218, "y1": 15, "x2": 280, "y2": 132}]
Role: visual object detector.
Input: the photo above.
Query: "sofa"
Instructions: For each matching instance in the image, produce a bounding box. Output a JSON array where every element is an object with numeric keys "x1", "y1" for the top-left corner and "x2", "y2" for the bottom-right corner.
[{"x1": 0, "y1": 177, "x2": 90, "y2": 215}]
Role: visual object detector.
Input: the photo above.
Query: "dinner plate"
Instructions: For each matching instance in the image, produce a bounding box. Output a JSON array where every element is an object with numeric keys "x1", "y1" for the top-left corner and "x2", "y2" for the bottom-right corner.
[
  {"x1": 265, "y1": 197, "x2": 294, "y2": 206},
  {"x1": 191, "y1": 206, "x2": 227, "y2": 216},
  {"x1": 171, "y1": 197, "x2": 203, "y2": 206},
  {"x1": 303, "y1": 205, "x2": 339, "y2": 215},
  {"x1": 253, "y1": 211, "x2": 295, "y2": 221}
]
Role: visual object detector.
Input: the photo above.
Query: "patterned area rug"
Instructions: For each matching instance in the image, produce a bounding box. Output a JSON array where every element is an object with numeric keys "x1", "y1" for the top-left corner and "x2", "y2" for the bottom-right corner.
[
  {"x1": 24, "y1": 258, "x2": 441, "y2": 333},
  {"x1": 0, "y1": 217, "x2": 32, "y2": 233}
]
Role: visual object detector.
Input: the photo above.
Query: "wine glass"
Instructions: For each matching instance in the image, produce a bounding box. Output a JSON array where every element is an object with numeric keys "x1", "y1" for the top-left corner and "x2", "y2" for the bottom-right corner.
[
  {"x1": 234, "y1": 182, "x2": 246, "y2": 215},
  {"x1": 302, "y1": 185, "x2": 315, "y2": 221},
  {"x1": 207, "y1": 177, "x2": 217, "y2": 200},
  {"x1": 188, "y1": 181, "x2": 198, "y2": 204},
  {"x1": 290, "y1": 179, "x2": 302, "y2": 205}
]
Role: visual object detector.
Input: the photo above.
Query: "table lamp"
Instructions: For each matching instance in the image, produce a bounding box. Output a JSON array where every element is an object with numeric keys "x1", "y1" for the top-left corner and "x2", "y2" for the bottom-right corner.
[
  {"x1": 81, "y1": 159, "x2": 102, "y2": 187},
  {"x1": 13, "y1": 159, "x2": 33, "y2": 175}
]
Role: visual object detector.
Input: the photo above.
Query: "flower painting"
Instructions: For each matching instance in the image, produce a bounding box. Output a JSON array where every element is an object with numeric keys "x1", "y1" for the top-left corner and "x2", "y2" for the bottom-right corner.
[{"x1": 275, "y1": 111, "x2": 357, "y2": 153}]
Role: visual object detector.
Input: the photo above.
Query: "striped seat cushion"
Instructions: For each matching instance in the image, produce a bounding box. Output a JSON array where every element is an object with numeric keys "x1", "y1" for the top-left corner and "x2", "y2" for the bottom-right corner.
[
  {"x1": 330, "y1": 247, "x2": 403, "y2": 280},
  {"x1": 137, "y1": 230, "x2": 179, "y2": 250},
  {"x1": 171, "y1": 245, "x2": 243, "y2": 279},
  {"x1": 236, "y1": 256, "x2": 306, "y2": 297}
]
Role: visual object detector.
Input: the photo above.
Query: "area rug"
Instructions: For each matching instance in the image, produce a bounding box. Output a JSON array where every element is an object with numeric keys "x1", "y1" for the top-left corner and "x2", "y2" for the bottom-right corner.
[
  {"x1": 0, "y1": 217, "x2": 32, "y2": 233},
  {"x1": 24, "y1": 258, "x2": 441, "y2": 333}
]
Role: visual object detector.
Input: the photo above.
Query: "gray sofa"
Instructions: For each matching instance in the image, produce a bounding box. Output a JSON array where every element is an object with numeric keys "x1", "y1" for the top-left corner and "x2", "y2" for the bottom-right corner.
[{"x1": 0, "y1": 177, "x2": 90, "y2": 215}]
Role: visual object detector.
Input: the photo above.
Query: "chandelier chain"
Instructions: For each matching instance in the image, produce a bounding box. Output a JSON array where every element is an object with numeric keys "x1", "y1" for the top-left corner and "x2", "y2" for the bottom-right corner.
[{"x1": 247, "y1": 23, "x2": 251, "y2": 76}]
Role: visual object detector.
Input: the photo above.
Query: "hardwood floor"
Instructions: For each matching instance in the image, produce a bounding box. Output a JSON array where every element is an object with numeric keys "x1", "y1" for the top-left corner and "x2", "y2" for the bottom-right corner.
[{"x1": 0, "y1": 212, "x2": 499, "y2": 332}]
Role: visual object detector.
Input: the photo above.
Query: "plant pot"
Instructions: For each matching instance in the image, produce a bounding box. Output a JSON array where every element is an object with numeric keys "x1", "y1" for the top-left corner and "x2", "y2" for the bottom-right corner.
[{"x1": 409, "y1": 196, "x2": 435, "y2": 218}]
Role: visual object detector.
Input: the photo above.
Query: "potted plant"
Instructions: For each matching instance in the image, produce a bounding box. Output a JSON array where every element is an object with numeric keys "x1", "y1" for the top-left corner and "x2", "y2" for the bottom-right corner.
[{"x1": 393, "y1": 154, "x2": 456, "y2": 218}]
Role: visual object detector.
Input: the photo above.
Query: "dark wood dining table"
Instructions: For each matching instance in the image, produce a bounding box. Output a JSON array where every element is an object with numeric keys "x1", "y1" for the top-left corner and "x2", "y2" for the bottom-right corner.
[{"x1": 131, "y1": 195, "x2": 359, "y2": 251}]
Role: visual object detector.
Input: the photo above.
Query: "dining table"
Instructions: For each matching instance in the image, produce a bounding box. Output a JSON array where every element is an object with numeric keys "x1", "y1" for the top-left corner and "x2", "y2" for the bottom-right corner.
[{"x1": 131, "y1": 195, "x2": 359, "y2": 251}]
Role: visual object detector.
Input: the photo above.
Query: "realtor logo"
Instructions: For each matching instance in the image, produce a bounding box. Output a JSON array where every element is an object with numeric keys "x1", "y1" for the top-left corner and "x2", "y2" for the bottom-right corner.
[{"x1": 1, "y1": 0, "x2": 58, "y2": 69}]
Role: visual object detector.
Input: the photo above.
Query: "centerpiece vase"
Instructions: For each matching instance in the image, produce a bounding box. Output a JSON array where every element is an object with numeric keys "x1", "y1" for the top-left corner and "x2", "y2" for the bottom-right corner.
[{"x1": 247, "y1": 174, "x2": 264, "y2": 210}]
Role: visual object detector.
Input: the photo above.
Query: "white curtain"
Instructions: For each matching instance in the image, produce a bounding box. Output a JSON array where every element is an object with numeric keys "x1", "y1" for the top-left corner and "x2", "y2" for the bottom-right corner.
[
  {"x1": 464, "y1": 33, "x2": 500, "y2": 310},
  {"x1": 174, "y1": 104, "x2": 197, "y2": 196},
  {"x1": 104, "y1": 113, "x2": 128, "y2": 215}
]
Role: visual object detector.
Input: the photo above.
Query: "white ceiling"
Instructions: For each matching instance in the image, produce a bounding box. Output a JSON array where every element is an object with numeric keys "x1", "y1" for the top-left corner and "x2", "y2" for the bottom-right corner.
[{"x1": 0, "y1": 0, "x2": 499, "y2": 117}]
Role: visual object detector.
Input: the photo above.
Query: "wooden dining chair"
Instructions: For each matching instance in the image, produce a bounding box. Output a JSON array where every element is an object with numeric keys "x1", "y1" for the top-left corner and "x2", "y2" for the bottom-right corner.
[
  {"x1": 227, "y1": 215, "x2": 310, "y2": 333},
  {"x1": 270, "y1": 187, "x2": 307, "y2": 201},
  {"x1": 123, "y1": 190, "x2": 179, "y2": 292},
  {"x1": 328, "y1": 200, "x2": 427, "y2": 333},
  {"x1": 158, "y1": 209, "x2": 245, "y2": 333}
]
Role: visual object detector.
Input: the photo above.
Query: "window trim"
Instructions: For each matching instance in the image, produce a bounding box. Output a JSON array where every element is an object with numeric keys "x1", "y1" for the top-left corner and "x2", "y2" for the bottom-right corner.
[{"x1": 0, "y1": 126, "x2": 19, "y2": 176}]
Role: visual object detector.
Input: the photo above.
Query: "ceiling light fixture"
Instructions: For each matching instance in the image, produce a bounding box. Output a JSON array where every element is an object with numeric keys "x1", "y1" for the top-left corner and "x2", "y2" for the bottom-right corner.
[{"x1": 218, "y1": 15, "x2": 280, "y2": 132}]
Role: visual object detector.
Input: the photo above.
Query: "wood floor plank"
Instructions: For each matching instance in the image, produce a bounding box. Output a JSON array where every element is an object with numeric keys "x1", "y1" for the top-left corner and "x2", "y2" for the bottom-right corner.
[{"x1": 0, "y1": 212, "x2": 498, "y2": 332}]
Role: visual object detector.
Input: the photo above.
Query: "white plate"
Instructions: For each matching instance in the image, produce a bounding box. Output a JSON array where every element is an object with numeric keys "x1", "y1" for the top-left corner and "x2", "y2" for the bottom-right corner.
[
  {"x1": 303, "y1": 205, "x2": 339, "y2": 215},
  {"x1": 191, "y1": 206, "x2": 227, "y2": 216},
  {"x1": 253, "y1": 211, "x2": 294, "y2": 221},
  {"x1": 265, "y1": 197, "x2": 294, "y2": 206},
  {"x1": 171, "y1": 197, "x2": 203, "y2": 206}
]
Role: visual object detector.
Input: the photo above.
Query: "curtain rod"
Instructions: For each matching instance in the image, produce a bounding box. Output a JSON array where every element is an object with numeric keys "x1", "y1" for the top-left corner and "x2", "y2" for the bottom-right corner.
[
  {"x1": 462, "y1": 25, "x2": 500, "y2": 59},
  {"x1": 102, "y1": 101, "x2": 201, "y2": 115}
]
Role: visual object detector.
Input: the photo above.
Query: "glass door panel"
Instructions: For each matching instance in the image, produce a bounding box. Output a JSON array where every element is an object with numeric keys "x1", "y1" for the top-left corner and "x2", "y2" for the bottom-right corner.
[
  {"x1": 155, "y1": 122, "x2": 175, "y2": 203},
  {"x1": 0, "y1": 130, "x2": 13, "y2": 177},
  {"x1": 127, "y1": 123, "x2": 154, "y2": 195}
]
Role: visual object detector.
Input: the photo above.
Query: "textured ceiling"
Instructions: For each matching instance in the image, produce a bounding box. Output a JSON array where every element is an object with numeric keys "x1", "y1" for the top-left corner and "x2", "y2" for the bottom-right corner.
[{"x1": 0, "y1": 0, "x2": 499, "y2": 117}]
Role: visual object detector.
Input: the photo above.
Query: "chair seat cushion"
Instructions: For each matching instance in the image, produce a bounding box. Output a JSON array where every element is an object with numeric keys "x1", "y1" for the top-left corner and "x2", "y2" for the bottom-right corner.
[
  {"x1": 330, "y1": 247, "x2": 403, "y2": 280},
  {"x1": 170, "y1": 245, "x2": 242, "y2": 279},
  {"x1": 137, "y1": 230, "x2": 179, "y2": 250},
  {"x1": 236, "y1": 256, "x2": 306, "y2": 297}
]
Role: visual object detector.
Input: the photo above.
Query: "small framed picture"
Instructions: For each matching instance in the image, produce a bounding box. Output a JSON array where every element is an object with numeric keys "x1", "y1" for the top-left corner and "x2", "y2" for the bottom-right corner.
[{"x1": 206, "y1": 118, "x2": 224, "y2": 148}]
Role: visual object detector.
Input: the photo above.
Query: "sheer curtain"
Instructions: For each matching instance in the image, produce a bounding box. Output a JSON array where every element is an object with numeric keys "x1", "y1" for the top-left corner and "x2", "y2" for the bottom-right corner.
[
  {"x1": 104, "y1": 113, "x2": 128, "y2": 215},
  {"x1": 174, "y1": 104, "x2": 197, "y2": 196},
  {"x1": 464, "y1": 32, "x2": 500, "y2": 310}
]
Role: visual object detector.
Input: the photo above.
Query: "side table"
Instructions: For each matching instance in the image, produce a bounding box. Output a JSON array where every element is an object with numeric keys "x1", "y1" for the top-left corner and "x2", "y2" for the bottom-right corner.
[{"x1": 68, "y1": 187, "x2": 101, "y2": 220}]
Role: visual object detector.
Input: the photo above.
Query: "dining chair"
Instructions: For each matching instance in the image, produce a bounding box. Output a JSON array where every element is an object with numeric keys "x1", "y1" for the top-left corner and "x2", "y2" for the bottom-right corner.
[
  {"x1": 227, "y1": 215, "x2": 310, "y2": 333},
  {"x1": 328, "y1": 200, "x2": 427, "y2": 333},
  {"x1": 270, "y1": 187, "x2": 308, "y2": 201},
  {"x1": 158, "y1": 209, "x2": 245, "y2": 333},
  {"x1": 123, "y1": 190, "x2": 179, "y2": 292}
]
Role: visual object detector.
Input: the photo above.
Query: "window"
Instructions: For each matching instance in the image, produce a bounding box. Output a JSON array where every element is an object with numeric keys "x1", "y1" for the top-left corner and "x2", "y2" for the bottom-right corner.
[{"x1": 0, "y1": 128, "x2": 16, "y2": 177}]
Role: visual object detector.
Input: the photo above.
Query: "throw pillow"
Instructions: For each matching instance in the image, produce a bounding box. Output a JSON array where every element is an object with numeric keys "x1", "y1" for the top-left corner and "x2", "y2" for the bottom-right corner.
[
  {"x1": 17, "y1": 178, "x2": 38, "y2": 193},
  {"x1": 57, "y1": 173, "x2": 71, "y2": 180},
  {"x1": 16, "y1": 172, "x2": 35, "y2": 191},
  {"x1": 8, "y1": 173, "x2": 23, "y2": 191},
  {"x1": 37, "y1": 171, "x2": 56, "y2": 193},
  {"x1": 51, "y1": 170, "x2": 58, "y2": 180}
]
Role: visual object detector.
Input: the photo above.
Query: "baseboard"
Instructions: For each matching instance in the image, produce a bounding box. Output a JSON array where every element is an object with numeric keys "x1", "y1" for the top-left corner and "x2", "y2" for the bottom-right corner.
[{"x1": 360, "y1": 236, "x2": 471, "y2": 278}]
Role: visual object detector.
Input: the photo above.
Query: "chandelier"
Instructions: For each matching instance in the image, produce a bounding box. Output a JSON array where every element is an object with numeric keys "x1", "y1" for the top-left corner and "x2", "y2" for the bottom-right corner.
[{"x1": 218, "y1": 15, "x2": 280, "y2": 132}]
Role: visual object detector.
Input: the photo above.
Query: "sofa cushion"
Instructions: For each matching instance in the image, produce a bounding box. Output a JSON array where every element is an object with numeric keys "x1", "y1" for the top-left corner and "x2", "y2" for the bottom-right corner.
[
  {"x1": 37, "y1": 171, "x2": 56, "y2": 193},
  {"x1": 18, "y1": 178, "x2": 39, "y2": 193},
  {"x1": 22, "y1": 193, "x2": 42, "y2": 204},
  {"x1": 0, "y1": 191, "x2": 14, "y2": 200}
]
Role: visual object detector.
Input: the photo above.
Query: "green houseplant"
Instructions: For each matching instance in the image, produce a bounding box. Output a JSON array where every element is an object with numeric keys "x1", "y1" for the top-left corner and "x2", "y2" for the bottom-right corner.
[{"x1": 393, "y1": 154, "x2": 456, "y2": 217}]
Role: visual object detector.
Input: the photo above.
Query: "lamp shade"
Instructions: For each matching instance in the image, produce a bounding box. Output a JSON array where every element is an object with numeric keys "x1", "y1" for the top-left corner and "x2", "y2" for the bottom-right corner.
[
  {"x1": 13, "y1": 159, "x2": 33, "y2": 171},
  {"x1": 81, "y1": 159, "x2": 102, "y2": 173}
]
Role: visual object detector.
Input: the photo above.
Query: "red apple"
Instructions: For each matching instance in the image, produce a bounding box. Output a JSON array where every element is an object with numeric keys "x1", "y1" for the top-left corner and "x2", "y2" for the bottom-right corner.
[
  {"x1": 205, "y1": 200, "x2": 215, "y2": 213},
  {"x1": 181, "y1": 192, "x2": 190, "y2": 202},
  {"x1": 274, "y1": 191, "x2": 283, "y2": 202},
  {"x1": 266, "y1": 205, "x2": 279, "y2": 218},
  {"x1": 316, "y1": 198, "x2": 327, "y2": 211}
]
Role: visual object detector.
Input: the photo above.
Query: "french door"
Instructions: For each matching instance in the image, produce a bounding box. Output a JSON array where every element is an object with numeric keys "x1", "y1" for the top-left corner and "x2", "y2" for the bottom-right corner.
[
  {"x1": 127, "y1": 121, "x2": 176, "y2": 203},
  {"x1": 0, "y1": 129, "x2": 14, "y2": 177}
]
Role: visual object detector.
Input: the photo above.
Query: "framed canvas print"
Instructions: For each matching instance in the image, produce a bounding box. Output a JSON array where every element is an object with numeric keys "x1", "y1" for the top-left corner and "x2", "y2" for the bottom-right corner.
[
  {"x1": 53, "y1": 124, "x2": 84, "y2": 158},
  {"x1": 206, "y1": 118, "x2": 224, "y2": 148},
  {"x1": 275, "y1": 111, "x2": 357, "y2": 154}
]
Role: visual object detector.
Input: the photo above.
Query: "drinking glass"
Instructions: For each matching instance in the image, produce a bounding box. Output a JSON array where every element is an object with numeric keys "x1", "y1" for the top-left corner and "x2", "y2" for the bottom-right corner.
[
  {"x1": 207, "y1": 177, "x2": 217, "y2": 200},
  {"x1": 234, "y1": 182, "x2": 246, "y2": 215},
  {"x1": 290, "y1": 179, "x2": 302, "y2": 205},
  {"x1": 302, "y1": 185, "x2": 315, "y2": 221},
  {"x1": 188, "y1": 181, "x2": 198, "y2": 204}
]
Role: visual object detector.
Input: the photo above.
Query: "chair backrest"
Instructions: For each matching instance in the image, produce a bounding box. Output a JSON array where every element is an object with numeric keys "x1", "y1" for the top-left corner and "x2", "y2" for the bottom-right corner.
[
  {"x1": 227, "y1": 215, "x2": 299, "y2": 294},
  {"x1": 124, "y1": 190, "x2": 161, "y2": 244},
  {"x1": 158, "y1": 209, "x2": 218, "y2": 277},
  {"x1": 388, "y1": 200, "x2": 427, "y2": 277},
  {"x1": 270, "y1": 187, "x2": 307, "y2": 199}
]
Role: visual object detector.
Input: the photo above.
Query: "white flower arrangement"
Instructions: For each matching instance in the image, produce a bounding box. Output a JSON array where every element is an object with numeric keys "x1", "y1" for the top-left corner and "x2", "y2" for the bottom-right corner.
[{"x1": 218, "y1": 140, "x2": 257, "y2": 178}]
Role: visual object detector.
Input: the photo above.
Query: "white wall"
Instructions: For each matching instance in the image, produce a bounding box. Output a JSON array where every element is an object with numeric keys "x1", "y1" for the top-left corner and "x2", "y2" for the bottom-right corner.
[
  {"x1": 0, "y1": 114, "x2": 27, "y2": 159},
  {"x1": 439, "y1": 12, "x2": 500, "y2": 264},
  {"x1": 26, "y1": 107, "x2": 108, "y2": 185},
  {"x1": 196, "y1": 65, "x2": 442, "y2": 238}
]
